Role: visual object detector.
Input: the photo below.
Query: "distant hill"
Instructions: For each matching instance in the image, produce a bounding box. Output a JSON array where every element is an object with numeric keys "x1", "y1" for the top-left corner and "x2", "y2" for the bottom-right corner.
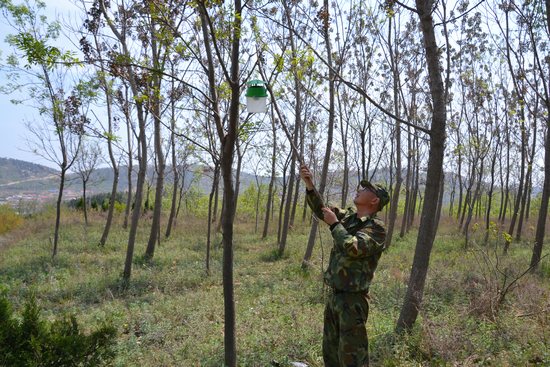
[
  {"x1": 0, "y1": 157, "x2": 58, "y2": 186},
  {"x1": 0, "y1": 157, "x2": 273, "y2": 203},
  {"x1": 4, "y1": 157, "x2": 494, "y2": 207}
]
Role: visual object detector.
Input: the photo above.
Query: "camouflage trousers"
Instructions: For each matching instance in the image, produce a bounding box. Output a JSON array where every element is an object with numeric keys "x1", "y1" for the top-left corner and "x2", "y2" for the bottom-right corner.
[{"x1": 323, "y1": 290, "x2": 370, "y2": 367}]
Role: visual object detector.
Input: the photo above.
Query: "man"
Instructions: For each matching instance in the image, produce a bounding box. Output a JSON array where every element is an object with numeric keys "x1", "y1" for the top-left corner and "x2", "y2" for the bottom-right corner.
[{"x1": 299, "y1": 165, "x2": 389, "y2": 367}]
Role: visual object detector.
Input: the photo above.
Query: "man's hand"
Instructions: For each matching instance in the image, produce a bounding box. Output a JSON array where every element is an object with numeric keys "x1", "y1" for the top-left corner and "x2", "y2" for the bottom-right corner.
[
  {"x1": 321, "y1": 207, "x2": 338, "y2": 225},
  {"x1": 299, "y1": 164, "x2": 315, "y2": 190}
]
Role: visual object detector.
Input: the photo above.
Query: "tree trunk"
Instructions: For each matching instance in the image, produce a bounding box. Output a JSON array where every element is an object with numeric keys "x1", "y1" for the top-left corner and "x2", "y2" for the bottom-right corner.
[
  {"x1": 145, "y1": 111, "x2": 165, "y2": 260},
  {"x1": 463, "y1": 161, "x2": 484, "y2": 248},
  {"x1": 448, "y1": 174, "x2": 456, "y2": 217},
  {"x1": 531, "y1": 0, "x2": 550, "y2": 270},
  {"x1": 505, "y1": 124, "x2": 525, "y2": 252},
  {"x1": 504, "y1": 8, "x2": 527, "y2": 249},
  {"x1": 400, "y1": 126, "x2": 412, "y2": 237},
  {"x1": 123, "y1": 109, "x2": 147, "y2": 280},
  {"x1": 262, "y1": 109, "x2": 277, "y2": 239},
  {"x1": 175, "y1": 165, "x2": 187, "y2": 219},
  {"x1": 396, "y1": 0, "x2": 447, "y2": 332},
  {"x1": 233, "y1": 143, "x2": 244, "y2": 211},
  {"x1": 277, "y1": 168, "x2": 288, "y2": 244},
  {"x1": 407, "y1": 137, "x2": 420, "y2": 231},
  {"x1": 290, "y1": 176, "x2": 301, "y2": 228},
  {"x1": 338, "y1": 86, "x2": 350, "y2": 208},
  {"x1": 278, "y1": 1, "x2": 302, "y2": 255},
  {"x1": 165, "y1": 72, "x2": 179, "y2": 239},
  {"x1": 198, "y1": 0, "x2": 242, "y2": 363},
  {"x1": 254, "y1": 176, "x2": 261, "y2": 234},
  {"x1": 484, "y1": 149, "x2": 498, "y2": 245},
  {"x1": 497, "y1": 143, "x2": 505, "y2": 222},
  {"x1": 94, "y1": 27, "x2": 119, "y2": 247},
  {"x1": 144, "y1": 29, "x2": 166, "y2": 260},
  {"x1": 531, "y1": 116, "x2": 550, "y2": 270},
  {"x1": 206, "y1": 165, "x2": 219, "y2": 276},
  {"x1": 52, "y1": 167, "x2": 66, "y2": 257},
  {"x1": 516, "y1": 116, "x2": 536, "y2": 240},
  {"x1": 82, "y1": 180, "x2": 88, "y2": 226},
  {"x1": 385, "y1": 16, "x2": 402, "y2": 249},
  {"x1": 302, "y1": 0, "x2": 335, "y2": 268},
  {"x1": 123, "y1": 102, "x2": 133, "y2": 230},
  {"x1": 456, "y1": 143, "x2": 464, "y2": 222},
  {"x1": 278, "y1": 154, "x2": 296, "y2": 255}
]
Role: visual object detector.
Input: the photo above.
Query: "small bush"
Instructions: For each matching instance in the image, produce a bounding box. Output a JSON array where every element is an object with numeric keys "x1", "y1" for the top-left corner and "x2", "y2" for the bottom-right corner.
[
  {"x1": 0, "y1": 204, "x2": 23, "y2": 235},
  {"x1": 0, "y1": 295, "x2": 117, "y2": 367}
]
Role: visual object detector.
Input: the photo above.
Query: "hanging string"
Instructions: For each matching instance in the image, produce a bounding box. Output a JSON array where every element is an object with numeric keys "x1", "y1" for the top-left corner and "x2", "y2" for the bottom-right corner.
[{"x1": 315, "y1": 215, "x2": 328, "y2": 301}]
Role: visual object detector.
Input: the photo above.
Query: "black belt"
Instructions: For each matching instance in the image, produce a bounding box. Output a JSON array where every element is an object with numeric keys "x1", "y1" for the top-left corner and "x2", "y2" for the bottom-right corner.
[{"x1": 331, "y1": 288, "x2": 368, "y2": 294}]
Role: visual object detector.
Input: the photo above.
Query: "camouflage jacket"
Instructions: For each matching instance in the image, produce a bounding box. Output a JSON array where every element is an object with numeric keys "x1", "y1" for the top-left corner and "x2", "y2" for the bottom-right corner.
[{"x1": 306, "y1": 189, "x2": 386, "y2": 292}]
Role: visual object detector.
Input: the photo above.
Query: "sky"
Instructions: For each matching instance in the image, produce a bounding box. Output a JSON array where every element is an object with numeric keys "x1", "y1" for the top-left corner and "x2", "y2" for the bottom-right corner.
[{"x1": 0, "y1": 0, "x2": 79, "y2": 168}]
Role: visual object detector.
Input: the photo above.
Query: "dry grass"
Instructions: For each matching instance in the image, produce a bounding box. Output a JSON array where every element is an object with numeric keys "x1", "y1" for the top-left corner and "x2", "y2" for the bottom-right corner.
[{"x1": 1, "y1": 207, "x2": 549, "y2": 366}]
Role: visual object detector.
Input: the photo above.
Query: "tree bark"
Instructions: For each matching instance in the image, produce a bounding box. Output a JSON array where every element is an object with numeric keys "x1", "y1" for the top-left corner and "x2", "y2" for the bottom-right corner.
[
  {"x1": 530, "y1": 0, "x2": 550, "y2": 270},
  {"x1": 198, "y1": 0, "x2": 242, "y2": 363},
  {"x1": 123, "y1": 86, "x2": 133, "y2": 230},
  {"x1": 262, "y1": 108, "x2": 277, "y2": 239},
  {"x1": 82, "y1": 180, "x2": 88, "y2": 226},
  {"x1": 302, "y1": 0, "x2": 335, "y2": 268},
  {"x1": 484, "y1": 147, "x2": 498, "y2": 245},
  {"x1": 397, "y1": 0, "x2": 447, "y2": 332},
  {"x1": 278, "y1": 0, "x2": 302, "y2": 255},
  {"x1": 385, "y1": 15, "x2": 402, "y2": 249},
  {"x1": 400, "y1": 126, "x2": 412, "y2": 237},
  {"x1": 100, "y1": 0, "x2": 148, "y2": 281},
  {"x1": 165, "y1": 66, "x2": 179, "y2": 239},
  {"x1": 145, "y1": 29, "x2": 167, "y2": 261},
  {"x1": 52, "y1": 167, "x2": 66, "y2": 257},
  {"x1": 206, "y1": 165, "x2": 219, "y2": 275},
  {"x1": 94, "y1": 27, "x2": 119, "y2": 247}
]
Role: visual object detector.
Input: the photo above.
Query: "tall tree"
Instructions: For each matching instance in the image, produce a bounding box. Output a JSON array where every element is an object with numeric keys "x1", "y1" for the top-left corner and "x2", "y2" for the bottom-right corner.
[
  {"x1": 301, "y1": 0, "x2": 336, "y2": 268},
  {"x1": 81, "y1": 3, "x2": 121, "y2": 247},
  {"x1": 384, "y1": 12, "x2": 403, "y2": 248},
  {"x1": 396, "y1": 0, "x2": 447, "y2": 331},
  {"x1": 1, "y1": 0, "x2": 86, "y2": 257},
  {"x1": 530, "y1": 0, "x2": 550, "y2": 270},
  {"x1": 197, "y1": 0, "x2": 250, "y2": 362},
  {"x1": 143, "y1": 0, "x2": 183, "y2": 261},
  {"x1": 98, "y1": 0, "x2": 150, "y2": 281}
]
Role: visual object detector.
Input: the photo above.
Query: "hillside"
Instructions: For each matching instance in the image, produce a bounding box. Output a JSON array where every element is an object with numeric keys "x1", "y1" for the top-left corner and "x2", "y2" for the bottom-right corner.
[
  {"x1": 0, "y1": 157, "x2": 57, "y2": 186},
  {"x1": 0, "y1": 157, "x2": 273, "y2": 206}
]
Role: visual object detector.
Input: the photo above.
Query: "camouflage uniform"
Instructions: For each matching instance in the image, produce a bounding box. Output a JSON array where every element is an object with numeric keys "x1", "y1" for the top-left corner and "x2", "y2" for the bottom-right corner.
[{"x1": 306, "y1": 189, "x2": 386, "y2": 367}]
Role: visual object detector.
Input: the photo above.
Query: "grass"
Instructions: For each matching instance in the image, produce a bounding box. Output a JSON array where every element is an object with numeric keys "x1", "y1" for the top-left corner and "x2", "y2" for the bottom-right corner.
[{"x1": 1, "y1": 208, "x2": 549, "y2": 366}]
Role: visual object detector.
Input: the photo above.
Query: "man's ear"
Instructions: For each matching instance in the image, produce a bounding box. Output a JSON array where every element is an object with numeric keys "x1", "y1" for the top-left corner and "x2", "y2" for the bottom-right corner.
[{"x1": 372, "y1": 197, "x2": 380, "y2": 208}]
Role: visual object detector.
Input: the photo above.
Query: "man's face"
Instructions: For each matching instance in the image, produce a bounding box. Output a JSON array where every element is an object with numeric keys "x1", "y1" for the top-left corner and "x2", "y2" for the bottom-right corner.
[{"x1": 354, "y1": 185, "x2": 378, "y2": 207}]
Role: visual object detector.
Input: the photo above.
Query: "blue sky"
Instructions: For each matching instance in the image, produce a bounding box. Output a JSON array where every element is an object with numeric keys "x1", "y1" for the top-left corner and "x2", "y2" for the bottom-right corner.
[{"x1": 0, "y1": 0, "x2": 79, "y2": 168}]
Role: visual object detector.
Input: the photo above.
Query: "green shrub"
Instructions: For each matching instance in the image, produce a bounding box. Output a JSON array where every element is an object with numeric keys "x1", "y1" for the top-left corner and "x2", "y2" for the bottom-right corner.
[
  {"x1": 0, "y1": 204, "x2": 23, "y2": 235},
  {"x1": 113, "y1": 200, "x2": 126, "y2": 213},
  {"x1": 74, "y1": 197, "x2": 85, "y2": 211},
  {"x1": 0, "y1": 295, "x2": 117, "y2": 367}
]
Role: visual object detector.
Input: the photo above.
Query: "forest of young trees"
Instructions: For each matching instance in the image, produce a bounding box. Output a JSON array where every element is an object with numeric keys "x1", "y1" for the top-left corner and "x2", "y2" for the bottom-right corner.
[{"x1": 1, "y1": 0, "x2": 549, "y2": 365}]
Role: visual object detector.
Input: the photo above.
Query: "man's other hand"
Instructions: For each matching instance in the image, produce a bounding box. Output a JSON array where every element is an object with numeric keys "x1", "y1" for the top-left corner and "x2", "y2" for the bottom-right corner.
[
  {"x1": 321, "y1": 207, "x2": 338, "y2": 225},
  {"x1": 299, "y1": 164, "x2": 315, "y2": 190}
]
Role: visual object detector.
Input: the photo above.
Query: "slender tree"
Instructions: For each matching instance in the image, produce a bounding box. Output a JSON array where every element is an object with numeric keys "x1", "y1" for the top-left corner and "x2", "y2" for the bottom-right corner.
[
  {"x1": 1, "y1": 0, "x2": 87, "y2": 257},
  {"x1": 396, "y1": 0, "x2": 447, "y2": 331},
  {"x1": 98, "y1": 0, "x2": 150, "y2": 281},
  {"x1": 75, "y1": 140, "x2": 102, "y2": 226}
]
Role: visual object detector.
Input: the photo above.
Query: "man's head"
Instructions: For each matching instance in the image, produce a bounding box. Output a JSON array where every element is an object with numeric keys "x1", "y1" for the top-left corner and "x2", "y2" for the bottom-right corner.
[{"x1": 354, "y1": 180, "x2": 390, "y2": 213}]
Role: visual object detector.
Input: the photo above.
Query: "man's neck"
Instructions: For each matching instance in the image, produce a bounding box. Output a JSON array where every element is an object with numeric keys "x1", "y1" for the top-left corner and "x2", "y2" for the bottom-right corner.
[{"x1": 356, "y1": 206, "x2": 376, "y2": 218}]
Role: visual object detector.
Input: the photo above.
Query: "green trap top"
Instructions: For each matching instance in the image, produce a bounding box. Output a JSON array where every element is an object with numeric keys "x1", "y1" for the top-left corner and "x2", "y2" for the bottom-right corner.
[{"x1": 245, "y1": 80, "x2": 268, "y2": 98}]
